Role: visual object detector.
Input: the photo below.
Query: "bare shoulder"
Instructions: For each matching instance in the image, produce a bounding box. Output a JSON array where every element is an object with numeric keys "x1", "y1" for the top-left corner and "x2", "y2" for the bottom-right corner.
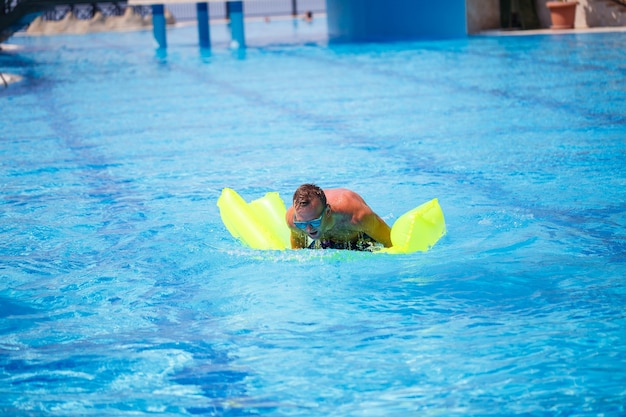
[
  {"x1": 285, "y1": 205, "x2": 295, "y2": 226},
  {"x1": 325, "y1": 188, "x2": 371, "y2": 218},
  {"x1": 324, "y1": 188, "x2": 391, "y2": 247},
  {"x1": 324, "y1": 188, "x2": 367, "y2": 204}
]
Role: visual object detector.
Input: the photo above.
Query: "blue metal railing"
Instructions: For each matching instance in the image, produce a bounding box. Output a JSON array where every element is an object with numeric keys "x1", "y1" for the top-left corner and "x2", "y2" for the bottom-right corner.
[{"x1": 1, "y1": 0, "x2": 325, "y2": 41}]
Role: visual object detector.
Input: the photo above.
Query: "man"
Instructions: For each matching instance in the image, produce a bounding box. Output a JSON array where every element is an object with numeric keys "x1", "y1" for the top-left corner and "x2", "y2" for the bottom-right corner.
[{"x1": 286, "y1": 184, "x2": 392, "y2": 250}]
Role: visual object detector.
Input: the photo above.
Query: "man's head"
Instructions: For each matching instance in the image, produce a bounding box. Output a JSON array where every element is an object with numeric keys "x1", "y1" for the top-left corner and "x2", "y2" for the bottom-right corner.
[
  {"x1": 292, "y1": 183, "x2": 327, "y2": 209},
  {"x1": 292, "y1": 184, "x2": 329, "y2": 240}
]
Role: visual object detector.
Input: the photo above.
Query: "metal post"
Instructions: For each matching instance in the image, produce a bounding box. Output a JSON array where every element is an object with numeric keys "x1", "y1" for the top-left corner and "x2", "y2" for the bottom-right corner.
[
  {"x1": 229, "y1": 1, "x2": 245, "y2": 48},
  {"x1": 152, "y1": 4, "x2": 167, "y2": 49},
  {"x1": 196, "y1": 2, "x2": 210, "y2": 48},
  {"x1": 291, "y1": 0, "x2": 297, "y2": 17}
]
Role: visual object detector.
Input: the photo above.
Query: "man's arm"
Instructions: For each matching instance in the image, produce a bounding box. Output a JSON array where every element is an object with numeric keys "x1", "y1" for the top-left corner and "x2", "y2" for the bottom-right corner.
[
  {"x1": 341, "y1": 190, "x2": 392, "y2": 248},
  {"x1": 360, "y1": 212, "x2": 392, "y2": 248}
]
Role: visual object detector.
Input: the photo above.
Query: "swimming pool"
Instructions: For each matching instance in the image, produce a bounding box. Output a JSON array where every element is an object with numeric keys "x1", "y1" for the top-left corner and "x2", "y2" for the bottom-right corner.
[{"x1": 1, "y1": 18, "x2": 625, "y2": 416}]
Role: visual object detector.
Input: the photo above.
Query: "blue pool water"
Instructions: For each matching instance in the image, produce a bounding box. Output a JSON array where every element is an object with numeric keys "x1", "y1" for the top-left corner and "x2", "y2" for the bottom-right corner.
[{"x1": 1, "y1": 18, "x2": 626, "y2": 416}]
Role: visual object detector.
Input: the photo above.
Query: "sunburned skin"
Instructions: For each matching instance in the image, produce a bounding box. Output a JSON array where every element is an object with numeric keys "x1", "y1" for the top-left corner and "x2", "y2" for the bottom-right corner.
[{"x1": 286, "y1": 187, "x2": 392, "y2": 249}]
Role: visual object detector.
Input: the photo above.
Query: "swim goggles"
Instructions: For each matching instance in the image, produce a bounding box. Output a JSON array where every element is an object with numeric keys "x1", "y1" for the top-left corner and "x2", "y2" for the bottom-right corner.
[{"x1": 293, "y1": 207, "x2": 327, "y2": 230}]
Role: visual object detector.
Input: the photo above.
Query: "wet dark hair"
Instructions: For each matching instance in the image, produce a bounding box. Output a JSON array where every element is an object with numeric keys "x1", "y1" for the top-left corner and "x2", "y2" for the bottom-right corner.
[{"x1": 293, "y1": 183, "x2": 327, "y2": 209}]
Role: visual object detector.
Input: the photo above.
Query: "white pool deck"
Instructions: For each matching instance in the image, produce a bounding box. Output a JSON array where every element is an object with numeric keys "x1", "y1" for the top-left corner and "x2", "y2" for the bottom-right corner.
[{"x1": 480, "y1": 25, "x2": 626, "y2": 36}]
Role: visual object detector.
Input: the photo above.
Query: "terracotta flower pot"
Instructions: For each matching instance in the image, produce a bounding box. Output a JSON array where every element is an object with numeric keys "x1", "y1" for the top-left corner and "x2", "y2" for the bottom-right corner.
[{"x1": 546, "y1": 1, "x2": 578, "y2": 29}]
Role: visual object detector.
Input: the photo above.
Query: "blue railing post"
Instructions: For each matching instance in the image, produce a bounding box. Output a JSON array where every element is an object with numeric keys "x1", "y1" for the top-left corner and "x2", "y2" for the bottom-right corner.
[
  {"x1": 151, "y1": 4, "x2": 167, "y2": 49},
  {"x1": 196, "y1": 2, "x2": 210, "y2": 48},
  {"x1": 229, "y1": 1, "x2": 245, "y2": 48}
]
